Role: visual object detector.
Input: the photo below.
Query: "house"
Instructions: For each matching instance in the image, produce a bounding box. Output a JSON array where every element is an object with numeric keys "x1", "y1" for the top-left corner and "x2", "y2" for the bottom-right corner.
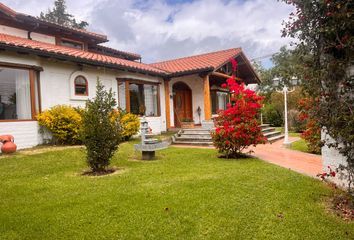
[{"x1": 0, "y1": 3, "x2": 260, "y2": 150}]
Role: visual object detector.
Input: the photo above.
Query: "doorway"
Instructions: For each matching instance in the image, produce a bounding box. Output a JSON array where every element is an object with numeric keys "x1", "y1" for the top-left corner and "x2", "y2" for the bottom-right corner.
[{"x1": 172, "y1": 82, "x2": 193, "y2": 128}]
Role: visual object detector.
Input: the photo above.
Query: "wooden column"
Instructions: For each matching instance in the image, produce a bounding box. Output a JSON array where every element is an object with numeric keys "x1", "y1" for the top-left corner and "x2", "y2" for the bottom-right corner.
[
  {"x1": 203, "y1": 74, "x2": 212, "y2": 120},
  {"x1": 125, "y1": 80, "x2": 130, "y2": 112},
  {"x1": 164, "y1": 79, "x2": 171, "y2": 129}
]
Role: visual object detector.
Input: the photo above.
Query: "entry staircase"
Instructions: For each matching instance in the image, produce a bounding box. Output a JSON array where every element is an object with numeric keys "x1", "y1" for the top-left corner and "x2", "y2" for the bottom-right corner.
[{"x1": 171, "y1": 124, "x2": 284, "y2": 146}]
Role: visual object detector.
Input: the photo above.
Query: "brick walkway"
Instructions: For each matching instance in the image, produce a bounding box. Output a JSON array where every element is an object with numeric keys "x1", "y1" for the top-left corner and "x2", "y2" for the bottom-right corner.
[
  {"x1": 172, "y1": 137, "x2": 323, "y2": 177},
  {"x1": 246, "y1": 137, "x2": 322, "y2": 177}
]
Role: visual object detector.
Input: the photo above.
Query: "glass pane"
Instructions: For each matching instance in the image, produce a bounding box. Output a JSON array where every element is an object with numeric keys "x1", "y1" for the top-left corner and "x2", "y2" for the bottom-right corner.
[
  {"x1": 61, "y1": 40, "x2": 83, "y2": 50},
  {"x1": 117, "y1": 81, "x2": 126, "y2": 110},
  {"x1": 217, "y1": 92, "x2": 228, "y2": 110},
  {"x1": 75, "y1": 76, "x2": 87, "y2": 95},
  {"x1": 75, "y1": 76, "x2": 86, "y2": 85},
  {"x1": 129, "y1": 83, "x2": 144, "y2": 115},
  {"x1": 144, "y1": 85, "x2": 158, "y2": 117},
  {"x1": 0, "y1": 67, "x2": 31, "y2": 120}
]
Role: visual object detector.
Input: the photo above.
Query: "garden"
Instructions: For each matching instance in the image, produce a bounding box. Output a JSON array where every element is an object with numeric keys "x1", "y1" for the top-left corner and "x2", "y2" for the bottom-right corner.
[{"x1": 1, "y1": 141, "x2": 354, "y2": 239}]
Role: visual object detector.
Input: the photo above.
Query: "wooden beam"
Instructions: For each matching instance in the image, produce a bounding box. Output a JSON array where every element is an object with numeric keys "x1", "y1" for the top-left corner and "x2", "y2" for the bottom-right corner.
[
  {"x1": 164, "y1": 79, "x2": 171, "y2": 129},
  {"x1": 125, "y1": 80, "x2": 130, "y2": 112},
  {"x1": 211, "y1": 71, "x2": 242, "y2": 81},
  {"x1": 203, "y1": 74, "x2": 212, "y2": 120}
]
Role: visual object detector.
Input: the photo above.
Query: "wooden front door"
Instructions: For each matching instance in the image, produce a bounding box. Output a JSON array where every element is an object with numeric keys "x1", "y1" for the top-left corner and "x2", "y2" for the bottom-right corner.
[{"x1": 173, "y1": 83, "x2": 192, "y2": 128}]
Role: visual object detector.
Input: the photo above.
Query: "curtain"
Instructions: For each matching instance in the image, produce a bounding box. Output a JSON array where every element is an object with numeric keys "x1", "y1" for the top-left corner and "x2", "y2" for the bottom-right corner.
[
  {"x1": 15, "y1": 70, "x2": 31, "y2": 119},
  {"x1": 118, "y1": 81, "x2": 126, "y2": 110},
  {"x1": 144, "y1": 85, "x2": 158, "y2": 116}
]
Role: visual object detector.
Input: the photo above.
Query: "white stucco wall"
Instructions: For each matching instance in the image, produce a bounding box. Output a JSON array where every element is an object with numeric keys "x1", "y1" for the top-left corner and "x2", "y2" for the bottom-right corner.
[
  {"x1": 169, "y1": 74, "x2": 205, "y2": 126},
  {"x1": 0, "y1": 25, "x2": 28, "y2": 38},
  {"x1": 322, "y1": 131, "x2": 352, "y2": 190},
  {"x1": 0, "y1": 25, "x2": 56, "y2": 45},
  {"x1": 0, "y1": 52, "x2": 166, "y2": 150},
  {"x1": 0, "y1": 121, "x2": 42, "y2": 150}
]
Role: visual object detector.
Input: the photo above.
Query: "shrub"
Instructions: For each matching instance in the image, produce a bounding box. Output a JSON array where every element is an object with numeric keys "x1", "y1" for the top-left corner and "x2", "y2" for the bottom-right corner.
[
  {"x1": 212, "y1": 59, "x2": 266, "y2": 158},
  {"x1": 288, "y1": 109, "x2": 305, "y2": 132},
  {"x1": 81, "y1": 80, "x2": 121, "y2": 173},
  {"x1": 37, "y1": 105, "x2": 82, "y2": 144},
  {"x1": 298, "y1": 98, "x2": 321, "y2": 154},
  {"x1": 262, "y1": 103, "x2": 283, "y2": 126},
  {"x1": 111, "y1": 110, "x2": 140, "y2": 141},
  {"x1": 120, "y1": 112, "x2": 140, "y2": 140}
]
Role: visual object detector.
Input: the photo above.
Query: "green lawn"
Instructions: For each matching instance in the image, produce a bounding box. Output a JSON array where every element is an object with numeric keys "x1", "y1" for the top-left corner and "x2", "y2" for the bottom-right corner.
[
  {"x1": 0, "y1": 142, "x2": 352, "y2": 239},
  {"x1": 290, "y1": 139, "x2": 309, "y2": 153}
]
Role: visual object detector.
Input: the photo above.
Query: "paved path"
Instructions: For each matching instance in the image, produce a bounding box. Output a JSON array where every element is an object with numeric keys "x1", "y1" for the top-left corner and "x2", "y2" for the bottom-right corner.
[
  {"x1": 172, "y1": 137, "x2": 323, "y2": 177},
  {"x1": 246, "y1": 137, "x2": 322, "y2": 177}
]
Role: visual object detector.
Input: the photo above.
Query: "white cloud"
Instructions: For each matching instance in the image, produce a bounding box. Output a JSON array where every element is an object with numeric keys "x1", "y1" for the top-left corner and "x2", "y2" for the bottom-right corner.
[{"x1": 2, "y1": 0, "x2": 294, "y2": 63}]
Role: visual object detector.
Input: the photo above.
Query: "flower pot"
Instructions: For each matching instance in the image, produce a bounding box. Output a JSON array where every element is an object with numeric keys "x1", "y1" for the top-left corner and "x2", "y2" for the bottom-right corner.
[
  {"x1": 1, "y1": 141, "x2": 17, "y2": 154},
  {"x1": 180, "y1": 122, "x2": 194, "y2": 129},
  {"x1": 0, "y1": 135, "x2": 17, "y2": 154}
]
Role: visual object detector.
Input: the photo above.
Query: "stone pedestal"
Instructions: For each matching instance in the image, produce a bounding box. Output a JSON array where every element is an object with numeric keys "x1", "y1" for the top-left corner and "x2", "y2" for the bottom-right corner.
[{"x1": 142, "y1": 151, "x2": 155, "y2": 160}]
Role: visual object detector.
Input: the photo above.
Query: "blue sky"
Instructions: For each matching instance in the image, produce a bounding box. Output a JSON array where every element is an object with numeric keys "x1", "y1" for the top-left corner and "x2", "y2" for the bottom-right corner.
[{"x1": 3, "y1": 0, "x2": 294, "y2": 67}]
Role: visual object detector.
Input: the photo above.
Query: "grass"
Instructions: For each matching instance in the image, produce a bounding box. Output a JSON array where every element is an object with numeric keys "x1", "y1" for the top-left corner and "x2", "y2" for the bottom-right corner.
[
  {"x1": 274, "y1": 127, "x2": 300, "y2": 137},
  {"x1": 0, "y1": 142, "x2": 353, "y2": 239},
  {"x1": 290, "y1": 139, "x2": 310, "y2": 153}
]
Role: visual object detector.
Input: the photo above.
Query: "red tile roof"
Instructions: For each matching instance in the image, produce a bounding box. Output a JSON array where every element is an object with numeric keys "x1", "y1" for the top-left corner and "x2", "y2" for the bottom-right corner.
[
  {"x1": 0, "y1": 3, "x2": 108, "y2": 42},
  {"x1": 150, "y1": 48, "x2": 242, "y2": 74},
  {"x1": 0, "y1": 33, "x2": 166, "y2": 75}
]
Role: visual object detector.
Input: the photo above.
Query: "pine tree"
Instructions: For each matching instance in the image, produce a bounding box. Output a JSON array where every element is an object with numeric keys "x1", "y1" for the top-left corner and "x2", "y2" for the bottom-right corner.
[
  {"x1": 39, "y1": 0, "x2": 88, "y2": 29},
  {"x1": 81, "y1": 79, "x2": 121, "y2": 173}
]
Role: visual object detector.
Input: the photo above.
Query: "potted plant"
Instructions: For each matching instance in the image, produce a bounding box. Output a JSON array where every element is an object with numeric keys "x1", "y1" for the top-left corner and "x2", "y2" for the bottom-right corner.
[{"x1": 180, "y1": 118, "x2": 194, "y2": 129}]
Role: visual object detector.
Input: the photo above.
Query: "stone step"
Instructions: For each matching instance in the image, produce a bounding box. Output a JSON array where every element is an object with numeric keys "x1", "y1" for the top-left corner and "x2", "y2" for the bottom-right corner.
[
  {"x1": 260, "y1": 124, "x2": 270, "y2": 129},
  {"x1": 177, "y1": 133, "x2": 212, "y2": 138},
  {"x1": 172, "y1": 140, "x2": 213, "y2": 146},
  {"x1": 264, "y1": 131, "x2": 282, "y2": 138},
  {"x1": 261, "y1": 127, "x2": 276, "y2": 133},
  {"x1": 267, "y1": 134, "x2": 285, "y2": 143},
  {"x1": 174, "y1": 137, "x2": 212, "y2": 142},
  {"x1": 181, "y1": 129, "x2": 211, "y2": 134}
]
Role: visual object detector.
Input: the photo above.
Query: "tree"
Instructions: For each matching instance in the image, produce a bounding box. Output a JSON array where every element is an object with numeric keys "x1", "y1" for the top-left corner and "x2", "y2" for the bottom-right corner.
[
  {"x1": 81, "y1": 79, "x2": 121, "y2": 174},
  {"x1": 212, "y1": 59, "x2": 266, "y2": 158},
  {"x1": 281, "y1": 0, "x2": 354, "y2": 192},
  {"x1": 256, "y1": 46, "x2": 302, "y2": 96},
  {"x1": 39, "y1": 0, "x2": 88, "y2": 29}
]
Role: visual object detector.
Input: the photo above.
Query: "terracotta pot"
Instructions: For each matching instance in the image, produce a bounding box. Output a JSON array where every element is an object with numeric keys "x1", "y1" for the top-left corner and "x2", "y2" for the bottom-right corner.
[
  {"x1": 1, "y1": 141, "x2": 17, "y2": 154},
  {"x1": 0, "y1": 135, "x2": 13, "y2": 143},
  {"x1": 0, "y1": 135, "x2": 17, "y2": 154}
]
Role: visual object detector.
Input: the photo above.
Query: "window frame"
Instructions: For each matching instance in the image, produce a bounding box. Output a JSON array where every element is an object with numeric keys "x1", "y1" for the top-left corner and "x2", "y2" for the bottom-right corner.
[
  {"x1": 117, "y1": 78, "x2": 161, "y2": 117},
  {"x1": 0, "y1": 62, "x2": 41, "y2": 122},
  {"x1": 74, "y1": 75, "x2": 89, "y2": 96},
  {"x1": 211, "y1": 89, "x2": 230, "y2": 115},
  {"x1": 57, "y1": 37, "x2": 85, "y2": 50}
]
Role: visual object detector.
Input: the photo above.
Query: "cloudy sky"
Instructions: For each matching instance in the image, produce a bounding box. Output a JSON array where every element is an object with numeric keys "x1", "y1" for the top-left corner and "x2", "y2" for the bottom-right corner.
[{"x1": 3, "y1": 0, "x2": 294, "y2": 66}]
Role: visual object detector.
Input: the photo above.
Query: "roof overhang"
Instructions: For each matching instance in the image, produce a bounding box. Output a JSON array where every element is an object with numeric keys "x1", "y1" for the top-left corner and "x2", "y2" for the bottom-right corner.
[{"x1": 0, "y1": 43, "x2": 165, "y2": 77}]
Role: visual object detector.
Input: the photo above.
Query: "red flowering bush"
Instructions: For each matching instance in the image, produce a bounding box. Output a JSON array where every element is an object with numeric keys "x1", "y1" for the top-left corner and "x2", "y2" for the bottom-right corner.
[
  {"x1": 211, "y1": 59, "x2": 266, "y2": 158},
  {"x1": 317, "y1": 166, "x2": 336, "y2": 181},
  {"x1": 298, "y1": 98, "x2": 321, "y2": 154}
]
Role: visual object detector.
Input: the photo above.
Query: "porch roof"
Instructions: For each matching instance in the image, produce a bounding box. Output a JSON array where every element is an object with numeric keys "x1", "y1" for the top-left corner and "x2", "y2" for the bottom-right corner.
[{"x1": 150, "y1": 48, "x2": 242, "y2": 75}]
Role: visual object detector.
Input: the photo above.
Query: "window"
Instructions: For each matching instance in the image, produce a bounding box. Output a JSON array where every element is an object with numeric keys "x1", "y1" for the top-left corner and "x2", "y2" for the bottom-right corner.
[
  {"x1": 117, "y1": 81, "x2": 126, "y2": 110},
  {"x1": 129, "y1": 83, "x2": 159, "y2": 117},
  {"x1": 211, "y1": 91, "x2": 229, "y2": 114},
  {"x1": 61, "y1": 39, "x2": 83, "y2": 50},
  {"x1": 74, "y1": 76, "x2": 88, "y2": 96},
  {"x1": 0, "y1": 67, "x2": 38, "y2": 120}
]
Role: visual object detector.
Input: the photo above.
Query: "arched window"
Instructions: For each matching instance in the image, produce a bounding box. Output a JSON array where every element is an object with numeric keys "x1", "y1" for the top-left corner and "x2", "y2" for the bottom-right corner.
[{"x1": 74, "y1": 76, "x2": 88, "y2": 96}]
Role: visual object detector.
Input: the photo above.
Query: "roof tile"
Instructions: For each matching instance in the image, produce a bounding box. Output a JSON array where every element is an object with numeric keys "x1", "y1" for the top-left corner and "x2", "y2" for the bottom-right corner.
[
  {"x1": 150, "y1": 48, "x2": 241, "y2": 74},
  {"x1": 0, "y1": 33, "x2": 166, "y2": 75}
]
